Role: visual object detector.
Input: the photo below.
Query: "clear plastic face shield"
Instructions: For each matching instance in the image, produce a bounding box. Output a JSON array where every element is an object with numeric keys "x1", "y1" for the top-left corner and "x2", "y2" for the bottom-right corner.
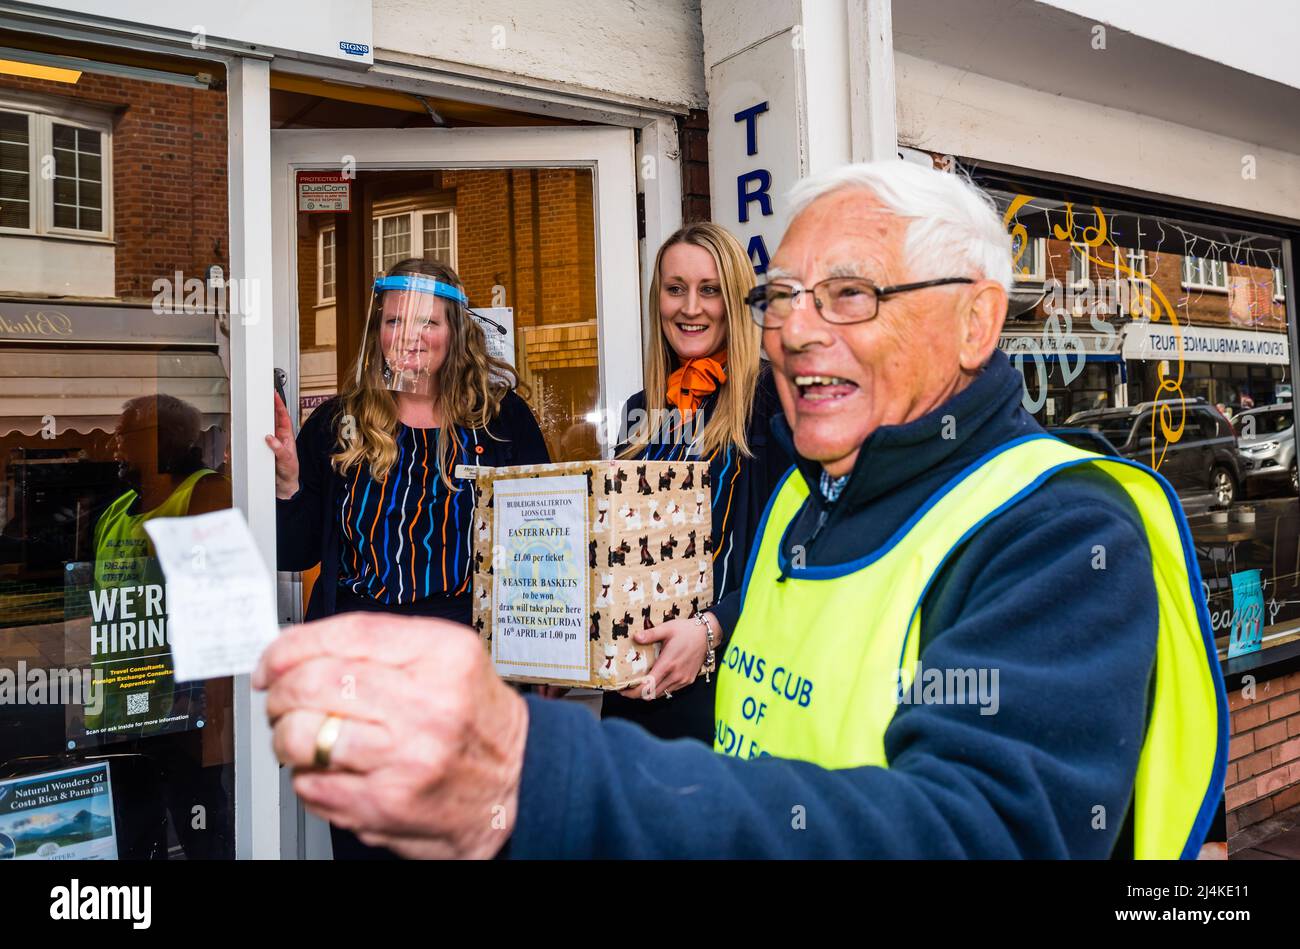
[{"x1": 359, "y1": 274, "x2": 470, "y2": 395}]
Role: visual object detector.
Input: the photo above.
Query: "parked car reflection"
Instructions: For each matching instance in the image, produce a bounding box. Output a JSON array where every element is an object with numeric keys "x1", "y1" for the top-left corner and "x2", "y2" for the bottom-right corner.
[
  {"x1": 1065, "y1": 398, "x2": 1241, "y2": 506},
  {"x1": 1234, "y1": 402, "x2": 1298, "y2": 497}
]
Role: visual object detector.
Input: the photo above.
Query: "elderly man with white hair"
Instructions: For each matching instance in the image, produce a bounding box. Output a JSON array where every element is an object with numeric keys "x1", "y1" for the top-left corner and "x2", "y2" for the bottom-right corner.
[{"x1": 255, "y1": 161, "x2": 1227, "y2": 859}]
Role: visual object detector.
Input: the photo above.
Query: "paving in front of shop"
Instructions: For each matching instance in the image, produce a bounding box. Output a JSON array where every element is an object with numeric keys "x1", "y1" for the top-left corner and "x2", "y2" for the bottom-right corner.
[{"x1": 1231, "y1": 802, "x2": 1300, "y2": 859}]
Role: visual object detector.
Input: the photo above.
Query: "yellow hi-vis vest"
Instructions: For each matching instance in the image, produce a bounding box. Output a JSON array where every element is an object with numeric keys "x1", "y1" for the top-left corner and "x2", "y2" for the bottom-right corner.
[
  {"x1": 93, "y1": 469, "x2": 218, "y2": 589},
  {"x1": 713, "y1": 434, "x2": 1228, "y2": 859}
]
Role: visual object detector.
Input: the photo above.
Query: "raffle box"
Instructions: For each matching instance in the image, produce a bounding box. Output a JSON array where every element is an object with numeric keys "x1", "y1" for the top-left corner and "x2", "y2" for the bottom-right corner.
[{"x1": 465, "y1": 459, "x2": 715, "y2": 689}]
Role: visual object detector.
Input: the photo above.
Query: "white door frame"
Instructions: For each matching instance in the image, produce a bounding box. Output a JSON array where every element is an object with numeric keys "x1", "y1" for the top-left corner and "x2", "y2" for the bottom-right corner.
[
  {"x1": 270, "y1": 125, "x2": 644, "y2": 452},
  {"x1": 227, "y1": 55, "x2": 288, "y2": 862}
]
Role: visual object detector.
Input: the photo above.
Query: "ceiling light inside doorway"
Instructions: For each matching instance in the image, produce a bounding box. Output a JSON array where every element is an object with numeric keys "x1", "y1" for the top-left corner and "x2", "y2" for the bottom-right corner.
[{"x1": 0, "y1": 46, "x2": 212, "y2": 89}]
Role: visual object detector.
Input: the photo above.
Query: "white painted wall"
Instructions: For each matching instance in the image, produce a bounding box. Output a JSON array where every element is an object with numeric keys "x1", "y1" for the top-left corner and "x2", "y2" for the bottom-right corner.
[
  {"x1": 700, "y1": 0, "x2": 799, "y2": 68},
  {"x1": 896, "y1": 52, "x2": 1300, "y2": 222},
  {"x1": 313, "y1": 304, "x2": 336, "y2": 346},
  {"x1": 299, "y1": 348, "x2": 337, "y2": 404},
  {"x1": 1039, "y1": 0, "x2": 1300, "y2": 91},
  {"x1": 0, "y1": 236, "x2": 113, "y2": 297},
  {"x1": 373, "y1": 0, "x2": 707, "y2": 111}
]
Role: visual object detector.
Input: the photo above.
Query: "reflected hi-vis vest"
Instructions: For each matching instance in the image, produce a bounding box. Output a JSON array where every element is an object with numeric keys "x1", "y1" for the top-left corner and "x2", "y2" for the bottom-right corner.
[
  {"x1": 93, "y1": 469, "x2": 218, "y2": 589},
  {"x1": 713, "y1": 434, "x2": 1228, "y2": 859}
]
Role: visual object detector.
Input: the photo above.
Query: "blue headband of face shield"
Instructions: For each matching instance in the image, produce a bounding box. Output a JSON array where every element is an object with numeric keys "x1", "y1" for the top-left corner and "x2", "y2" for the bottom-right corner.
[{"x1": 372, "y1": 274, "x2": 469, "y2": 306}]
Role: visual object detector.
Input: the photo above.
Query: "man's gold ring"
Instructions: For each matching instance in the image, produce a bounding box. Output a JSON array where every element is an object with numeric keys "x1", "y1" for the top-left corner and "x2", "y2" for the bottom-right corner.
[{"x1": 314, "y1": 714, "x2": 344, "y2": 769}]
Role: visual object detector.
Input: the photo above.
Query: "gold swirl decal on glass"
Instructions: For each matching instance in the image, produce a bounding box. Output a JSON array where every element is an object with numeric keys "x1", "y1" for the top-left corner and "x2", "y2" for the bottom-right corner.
[{"x1": 1005, "y1": 196, "x2": 1185, "y2": 473}]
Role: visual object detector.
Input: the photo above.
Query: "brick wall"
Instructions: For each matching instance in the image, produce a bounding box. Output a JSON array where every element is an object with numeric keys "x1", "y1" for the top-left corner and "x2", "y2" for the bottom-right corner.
[
  {"x1": 1145, "y1": 250, "x2": 1285, "y2": 331},
  {"x1": 441, "y1": 167, "x2": 597, "y2": 328},
  {"x1": 680, "y1": 108, "x2": 710, "y2": 224},
  {"x1": 1226, "y1": 669, "x2": 1300, "y2": 839},
  {"x1": 446, "y1": 168, "x2": 515, "y2": 315},
  {"x1": 0, "y1": 72, "x2": 228, "y2": 301}
]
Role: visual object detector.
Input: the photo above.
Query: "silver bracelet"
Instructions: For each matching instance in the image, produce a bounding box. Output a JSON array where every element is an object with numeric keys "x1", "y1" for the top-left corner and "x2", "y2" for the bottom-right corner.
[{"x1": 694, "y1": 611, "x2": 717, "y2": 683}]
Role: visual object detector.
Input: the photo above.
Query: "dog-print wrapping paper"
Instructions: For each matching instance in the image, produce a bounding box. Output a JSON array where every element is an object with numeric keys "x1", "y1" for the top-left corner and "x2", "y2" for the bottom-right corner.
[{"x1": 466, "y1": 460, "x2": 715, "y2": 690}]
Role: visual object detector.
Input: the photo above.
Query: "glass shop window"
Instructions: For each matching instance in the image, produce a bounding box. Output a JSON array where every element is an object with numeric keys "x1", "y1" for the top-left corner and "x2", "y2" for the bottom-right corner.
[
  {"x1": 988, "y1": 177, "x2": 1297, "y2": 661},
  {"x1": 0, "y1": 51, "x2": 234, "y2": 860}
]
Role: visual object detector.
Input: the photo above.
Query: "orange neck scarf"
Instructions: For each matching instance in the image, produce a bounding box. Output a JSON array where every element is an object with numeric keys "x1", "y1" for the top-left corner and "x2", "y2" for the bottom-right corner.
[{"x1": 666, "y1": 351, "x2": 728, "y2": 418}]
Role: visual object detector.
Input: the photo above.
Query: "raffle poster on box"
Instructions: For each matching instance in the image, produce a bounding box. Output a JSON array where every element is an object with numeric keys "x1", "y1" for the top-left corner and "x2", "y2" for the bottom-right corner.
[{"x1": 491, "y1": 475, "x2": 589, "y2": 681}]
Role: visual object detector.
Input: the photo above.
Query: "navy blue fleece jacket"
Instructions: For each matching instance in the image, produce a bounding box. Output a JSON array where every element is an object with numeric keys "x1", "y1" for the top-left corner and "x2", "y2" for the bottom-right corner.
[{"x1": 507, "y1": 350, "x2": 1160, "y2": 858}]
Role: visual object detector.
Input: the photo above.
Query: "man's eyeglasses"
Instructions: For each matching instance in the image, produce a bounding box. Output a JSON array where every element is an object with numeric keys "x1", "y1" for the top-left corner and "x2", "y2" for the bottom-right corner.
[{"x1": 745, "y1": 276, "x2": 974, "y2": 328}]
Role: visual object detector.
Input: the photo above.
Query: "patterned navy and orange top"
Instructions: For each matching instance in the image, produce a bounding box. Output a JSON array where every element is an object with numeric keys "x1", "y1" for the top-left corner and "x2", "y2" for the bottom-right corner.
[
  {"x1": 622, "y1": 364, "x2": 790, "y2": 626},
  {"x1": 276, "y1": 390, "x2": 549, "y2": 623}
]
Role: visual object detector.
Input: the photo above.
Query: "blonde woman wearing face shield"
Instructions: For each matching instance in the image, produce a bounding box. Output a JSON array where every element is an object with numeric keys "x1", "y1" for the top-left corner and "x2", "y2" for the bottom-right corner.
[
  {"x1": 266, "y1": 258, "x2": 548, "y2": 856},
  {"x1": 269, "y1": 257, "x2": 548, "y2": 623}
]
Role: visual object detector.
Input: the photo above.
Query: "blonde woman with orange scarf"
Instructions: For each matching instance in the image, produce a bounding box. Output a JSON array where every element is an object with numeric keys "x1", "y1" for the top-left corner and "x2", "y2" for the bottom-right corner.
[{"x1": 601, "y1": 223, "x2": 791, "y2": 742}]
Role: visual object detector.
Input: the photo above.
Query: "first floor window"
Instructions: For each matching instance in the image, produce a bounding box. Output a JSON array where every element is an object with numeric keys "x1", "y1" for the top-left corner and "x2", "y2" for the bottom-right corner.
[
  {"x1": 51, "y1": 122, "x2": 103, "y2": 232},
  {"x1": 373, "y1": 213, "x2": 412, "y2": 276},
  {"x1": 0, "y1": 110, "x2": 30, "y2": 229},
  {"x1": 1121, "y1": 248, "x2": 1146, "y2": 280},
  {"x1": 1182, "y1": 255, "x2": 1229, "y2": 291},
  {"x1": 371, "y1": 206, "x2": 457, "y2": 277},
  {"x1": 319, "y1": 227, "x2": 336, "y2": 304},
  {"x1": 1012, "y1": 234, "x2": 1045, "y2": 282},
  {"x1": 1068, "y1": 243, "x2": 1090, "y2": 287},
  {"x1": 422, "y1": 209, "x2": 454, "y2": 266},
  {"x1": 0, "y1": 103, "x2": 110, "y2": 238}
]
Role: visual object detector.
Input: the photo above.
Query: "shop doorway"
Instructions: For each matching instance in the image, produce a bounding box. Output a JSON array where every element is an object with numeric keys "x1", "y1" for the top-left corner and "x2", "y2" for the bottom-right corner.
[
  {"x1": 271, "y1": 127, "x2": 641, "y2": 453},
  {"x1": 269, "y1": 127, "x2": 640, "y2": 613},
  {"x1": 269, "y1": 125, "x2": 640, "y2": 857}
]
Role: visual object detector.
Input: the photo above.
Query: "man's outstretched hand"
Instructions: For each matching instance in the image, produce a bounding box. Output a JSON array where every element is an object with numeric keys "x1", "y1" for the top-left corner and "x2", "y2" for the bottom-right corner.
[{"x1": 253, "y1": 613, "x2": 529, "y2": 859}]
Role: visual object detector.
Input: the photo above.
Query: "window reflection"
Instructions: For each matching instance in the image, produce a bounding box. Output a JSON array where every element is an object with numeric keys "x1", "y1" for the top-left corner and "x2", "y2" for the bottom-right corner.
[
  {"x1": 989, "y1": 182, "x2": 1297, "y2": 656},
  {"x1": 0, "y1": 51, "x2": 234, "y2": 860}
]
